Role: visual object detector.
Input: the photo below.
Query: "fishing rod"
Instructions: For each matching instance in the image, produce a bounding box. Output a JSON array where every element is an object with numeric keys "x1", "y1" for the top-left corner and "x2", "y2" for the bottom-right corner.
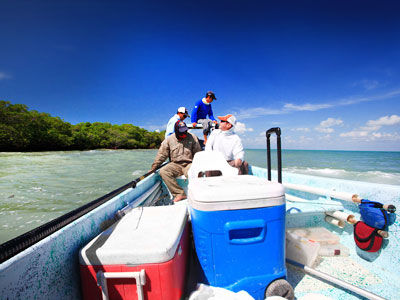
[
  {"x1": 0, "y1": 162, "x2": 169, "y2": 264},
  {"x1": 284, "y1": 182, "x2": 396, "y2": 212}
]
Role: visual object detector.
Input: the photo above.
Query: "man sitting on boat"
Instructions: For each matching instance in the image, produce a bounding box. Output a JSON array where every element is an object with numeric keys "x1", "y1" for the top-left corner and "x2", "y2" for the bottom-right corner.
[
  {"x1": 165, "y1": 107, "x2": 190, "y2": 139},
  {"x1": 191, "y1": 91, "x2": 218, "y2": 144},
  {"x1": 205, "y1": 114, "x2": 249, "y2": 175},
  {"x1": 151, "y1": 121, "x2": 202, "y2": 202}
]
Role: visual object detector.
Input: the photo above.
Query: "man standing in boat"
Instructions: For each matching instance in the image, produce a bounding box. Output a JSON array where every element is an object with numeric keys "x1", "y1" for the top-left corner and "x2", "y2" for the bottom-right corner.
[
  {"x1": 165, "y1": 107, "x2": 190, "y2": 139},
  {"x1": 191, "y1": 91, "x2": 218, "y2": 144},
  {"x1": 151, "y1": 121, "x2": 202, "y2": 202},
  {"x1": 205, "y1": 114, "x2": 249, "y2": 175}
]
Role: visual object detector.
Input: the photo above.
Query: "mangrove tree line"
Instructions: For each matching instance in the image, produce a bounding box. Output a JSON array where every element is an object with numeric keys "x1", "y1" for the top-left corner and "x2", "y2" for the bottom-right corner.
[{"x1": 0, "y1": 100, "x2": 165, "y2": 151}]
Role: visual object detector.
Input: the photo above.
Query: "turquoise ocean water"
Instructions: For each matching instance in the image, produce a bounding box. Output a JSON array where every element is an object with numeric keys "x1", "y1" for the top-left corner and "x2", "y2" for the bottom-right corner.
[{"x1": 1, "y1": 149, "x2": 399, "y2": 244}]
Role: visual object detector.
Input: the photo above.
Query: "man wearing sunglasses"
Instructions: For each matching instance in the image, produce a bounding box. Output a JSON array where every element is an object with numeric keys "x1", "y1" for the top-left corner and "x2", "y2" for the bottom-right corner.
[{"x1": 205, "y1": 114, "x2": 248, "y2": 175}]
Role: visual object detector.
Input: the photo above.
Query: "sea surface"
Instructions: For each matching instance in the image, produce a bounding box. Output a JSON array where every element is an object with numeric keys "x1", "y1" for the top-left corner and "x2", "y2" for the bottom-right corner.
[{"x1": 1, "y1": 149, "x2": 399, "y2": 244}]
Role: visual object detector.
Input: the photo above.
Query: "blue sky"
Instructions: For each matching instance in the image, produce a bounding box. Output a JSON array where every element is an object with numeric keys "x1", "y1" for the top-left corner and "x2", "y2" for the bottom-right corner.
[{"x1": 1, "y1": 0, "x2": 400, "y2": 151}]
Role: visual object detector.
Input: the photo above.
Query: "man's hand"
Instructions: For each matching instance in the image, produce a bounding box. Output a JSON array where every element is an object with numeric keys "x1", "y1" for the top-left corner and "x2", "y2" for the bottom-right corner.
[
  {"x1": 234, "y1": 159, "x2": 243, "y2": 168},
  {"x1": 192, "y1": 122, "x2": 197, "y2": 127}
]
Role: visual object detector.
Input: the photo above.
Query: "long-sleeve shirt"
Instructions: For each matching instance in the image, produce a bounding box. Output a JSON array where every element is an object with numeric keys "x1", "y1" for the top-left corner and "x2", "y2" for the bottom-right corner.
[
  {"x1": 191, "y1": 98, "x2": 216, "y2": 123},
  {"x1": 165, "y1": 114, "x2": 180, "y2": 138},
  {"x1": 205, "y1": 129, "x2": 244, "y2": 161},
  {"x1": 151, "y1": 132, "x2": 202, "y2": 170}
]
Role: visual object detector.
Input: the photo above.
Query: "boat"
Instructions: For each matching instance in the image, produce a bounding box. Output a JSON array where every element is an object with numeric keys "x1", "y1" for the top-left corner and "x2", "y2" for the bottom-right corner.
[{"x1": 0, "y1": 127, "x2": 399, "y2": 300}]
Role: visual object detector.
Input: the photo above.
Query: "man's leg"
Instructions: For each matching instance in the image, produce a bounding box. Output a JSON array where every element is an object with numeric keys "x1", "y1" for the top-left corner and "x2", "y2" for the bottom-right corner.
[
  {"x1": 198, "y1": 119, "x2": 211, "y2": 144},
  {"x1": 159, "y1": 162, "x2": 186, "y2": 202},
  {"x1": 183, "y1": 163, "x2": 192, "y2": 178}
]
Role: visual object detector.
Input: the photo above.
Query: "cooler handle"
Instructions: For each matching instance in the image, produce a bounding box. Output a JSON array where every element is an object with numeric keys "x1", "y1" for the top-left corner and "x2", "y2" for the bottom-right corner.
[
  {"x1": 224, "y1": 219, "x2": 266, "y2": 244},
  {"x1": 96, "y1": 269, "x2": 146, "y2": 300}
]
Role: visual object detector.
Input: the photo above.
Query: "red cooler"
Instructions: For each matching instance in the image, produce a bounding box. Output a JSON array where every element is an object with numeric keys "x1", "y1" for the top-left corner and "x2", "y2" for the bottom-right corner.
[{"x1": 79, "y1": 204, "x2": 189, "y2": 300}]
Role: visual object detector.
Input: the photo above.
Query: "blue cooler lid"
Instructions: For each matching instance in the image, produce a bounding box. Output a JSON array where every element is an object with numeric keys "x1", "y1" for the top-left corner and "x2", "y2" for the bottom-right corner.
[{"x1": 188, "y1": 175, "x2": 285, "y2": 211}]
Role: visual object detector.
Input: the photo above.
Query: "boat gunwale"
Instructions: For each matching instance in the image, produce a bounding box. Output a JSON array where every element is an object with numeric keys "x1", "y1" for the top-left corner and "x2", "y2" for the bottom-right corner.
[{"x1": 0, "y1": 163, "x2": 168, "y2": 264}]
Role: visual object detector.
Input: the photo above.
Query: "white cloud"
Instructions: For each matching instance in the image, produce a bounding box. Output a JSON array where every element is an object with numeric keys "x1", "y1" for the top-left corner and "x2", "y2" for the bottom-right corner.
[
  {"x1": 236, "y1": 89, "x2": 400, "y2": 120},
  {"x1": 340, "y1": 130, "x2": 369, "y2": 138},
  {"x1": 340, "y1": 131, "x2": 400, "y2": 141},
  {"x1": 316, "y1": 127, "x2": 334, "y2": 133},
  {"x1": 320, "y1": 118, "x2": 343, "y2": 127},
  {"x1": 340, "y1": 115, "x2": 400, "y2": 142},
  {"x1": 236, "y1": 107, "x2": 284, "y2": 119},
  {"x1": 143, "y1": 124, "x2": 164, "y2": 132},
  {"x1": 367, "y1": 115, "x2": 400, "y2": 127},
  {"x1": 0, "y1": 72, "x2": 12, "y2": 80},
  {"x1": 315, "y1": 117, "x2": 343, "y2": 133},
  {"x1": 235, "y1": 121, "x2": 253, "y2": 134},
  {"x1": 283, "y1": 103, "x2": 332, "y2": 111},
  {"x1": 241, "y1": 134, "x2": 266, "y2": 147},
  {"x1": 360, "y1": 125, "x2": 380, "y2": 131},
  {"x1": 291, "y1": 127, "x2": 310, "y2": 132},
  {"x1": 319, "y1": 134, "x2": 332, "y2": 140}
]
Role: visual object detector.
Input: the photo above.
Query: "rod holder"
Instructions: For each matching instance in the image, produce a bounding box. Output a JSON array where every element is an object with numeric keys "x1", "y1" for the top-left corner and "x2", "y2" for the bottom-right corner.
[{"x1": 266, "y1": 127, "x2": 282, "y2": 183}]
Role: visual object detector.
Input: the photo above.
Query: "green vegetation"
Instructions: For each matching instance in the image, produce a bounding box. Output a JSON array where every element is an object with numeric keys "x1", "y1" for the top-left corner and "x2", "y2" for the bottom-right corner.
[{"x1": 0, "y1": 101, "x2": 165, "y2": 151}]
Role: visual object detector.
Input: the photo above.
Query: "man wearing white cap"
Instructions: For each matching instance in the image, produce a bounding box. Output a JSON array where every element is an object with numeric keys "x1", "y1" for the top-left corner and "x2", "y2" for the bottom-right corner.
[
  {"x1": 165, "y1": 107, "x2": 190, "y2": 139},
  {"x1": 205, "y1": 114, "x2": 249, "y2": 175}
]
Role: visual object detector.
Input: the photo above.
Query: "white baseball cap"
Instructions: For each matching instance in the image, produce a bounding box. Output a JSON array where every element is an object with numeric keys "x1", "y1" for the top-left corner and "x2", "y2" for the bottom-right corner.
[
  {"x1": 177, "y1": 107, "x2": 190, "y2": 117},
  {"x1": 218, "y1": 114, "x2": 237, "y2": 126}
]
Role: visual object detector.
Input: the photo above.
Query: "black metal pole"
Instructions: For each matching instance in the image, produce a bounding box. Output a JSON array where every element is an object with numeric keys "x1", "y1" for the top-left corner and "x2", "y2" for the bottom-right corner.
[
  {"x1": 266, "y1": 127, "x2": 282, "y2": 183},
  {"x1": 277, "y1": 131, "x2": 282, "y2": 183},
  {"x1": 266, "y1": 133, "x2": 271, "y2": 181}
]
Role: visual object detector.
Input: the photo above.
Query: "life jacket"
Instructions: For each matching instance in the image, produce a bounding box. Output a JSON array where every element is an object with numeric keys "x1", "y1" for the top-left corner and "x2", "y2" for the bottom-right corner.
[
  {"x1": 353, "y1": 221, "x2": 383, "y2": 252},
  {"x1": 359, "y1": 199, "x2": 389, "y2": 230}
]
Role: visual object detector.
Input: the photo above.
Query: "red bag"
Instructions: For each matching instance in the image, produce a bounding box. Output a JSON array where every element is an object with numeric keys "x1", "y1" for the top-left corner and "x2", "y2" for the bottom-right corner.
[{"x1": 353, "y1": 221, "x2": 383, "y2": 252}]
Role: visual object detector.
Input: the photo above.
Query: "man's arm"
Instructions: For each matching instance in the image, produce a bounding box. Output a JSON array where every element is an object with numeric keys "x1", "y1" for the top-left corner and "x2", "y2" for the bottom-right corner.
[
  {"x1": 191, "y1": 134, "x2": 202, "y2": 154},
  {"x1": 208, "y1": 104, "x2": 217, "y2": 122},
  {"x1": 191, "y1": 100, "x2": 200, "y2": 124},
  {"x1": 205, "y1": 130, "x2": 216, "y2": 151},
  {"x1": 151, "y1": 140, "x2": 170, "y2": 170},
  {"x1": 165, "y1": 116, "x2": 176, "y2": 138},
  {"x1": 232, "y1": 136, "x2": 245, "y2": 163}
]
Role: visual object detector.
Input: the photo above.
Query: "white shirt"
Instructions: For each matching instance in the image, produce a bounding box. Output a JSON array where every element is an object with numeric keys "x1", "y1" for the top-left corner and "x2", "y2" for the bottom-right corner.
[
  {"x1": 205, "y1": 128, "x2": 244, "y2": 161},
  {"x1": 165, "y1": 114, "x2": 180, "y2": 138}
]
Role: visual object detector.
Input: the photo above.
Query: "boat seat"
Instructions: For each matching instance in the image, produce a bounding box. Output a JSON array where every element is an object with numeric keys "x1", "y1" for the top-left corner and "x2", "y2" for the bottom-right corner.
[{"x1": 188, "y1": 151, "x2": 238, "y2": 179}]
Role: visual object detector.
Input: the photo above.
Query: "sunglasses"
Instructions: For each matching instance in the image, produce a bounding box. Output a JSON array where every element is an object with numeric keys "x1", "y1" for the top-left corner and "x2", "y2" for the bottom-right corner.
[{"x1": 220, "y1": 120, "x2": 227, "y2": 123}]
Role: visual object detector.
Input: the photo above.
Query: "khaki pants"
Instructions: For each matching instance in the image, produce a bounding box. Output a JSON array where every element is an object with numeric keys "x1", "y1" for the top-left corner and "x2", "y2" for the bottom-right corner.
[{"x1": 159, "y1": 162, "x2": 191, "y2": 197}]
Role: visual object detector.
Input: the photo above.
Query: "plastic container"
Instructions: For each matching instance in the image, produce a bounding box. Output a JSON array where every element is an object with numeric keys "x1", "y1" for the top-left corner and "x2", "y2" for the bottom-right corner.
[
  {"x1": 286, "y1": 231, "x2": 320, "y2": 267},
  {"x1": 318, "y1": 243, "x2": 350, "y2": 257},
  {"x1": 79, "y1": 205, "x2": 189, "y2": 300},
  {"x1": 188, "y1": 175, "x2": 286, "y2": 300},
  {"x1": 286, "y1": 227, "x2": 340, "y2": 245}
]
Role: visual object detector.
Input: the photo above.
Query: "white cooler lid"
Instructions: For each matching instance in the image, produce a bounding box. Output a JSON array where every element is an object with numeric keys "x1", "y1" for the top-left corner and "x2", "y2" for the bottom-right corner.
[
  {"x1": 79, "y1": 204, "x2": 188, "y2": 266},
  {"x1": 188, "y1": 175, "x2": 285, "y2": 211}
]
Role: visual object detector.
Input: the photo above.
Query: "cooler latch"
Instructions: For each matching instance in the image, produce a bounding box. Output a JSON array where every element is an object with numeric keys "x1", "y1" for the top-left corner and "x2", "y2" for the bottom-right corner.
[{"x1": 96, "y1": 269, "x2": 146, "y2": 300}]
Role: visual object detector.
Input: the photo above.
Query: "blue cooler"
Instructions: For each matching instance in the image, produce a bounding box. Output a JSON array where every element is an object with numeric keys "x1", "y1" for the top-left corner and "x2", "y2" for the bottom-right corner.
[{"x1": 188, "y1": 175, "x2": 286, "y2": 300}]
